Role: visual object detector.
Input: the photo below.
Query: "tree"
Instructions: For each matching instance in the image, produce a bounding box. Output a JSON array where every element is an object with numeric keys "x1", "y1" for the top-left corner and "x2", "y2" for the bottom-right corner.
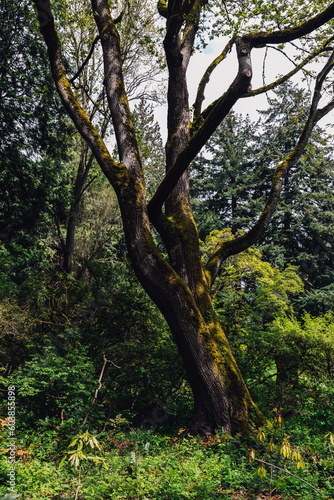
[
  {"x1": 132, "y1": 99, "x2": 166, "y2": 198},
  {"x1": 33, "y1": 0, "x2": 334, "y2": 436},
  {"x1": 0, "y1": 0, "x2": 72, "y2": 296},
  {"x1": 190, "y1": 112, "x2": 261, "y2": 239},
  {"x1": 256, "y1": 84, "x2": 334, "y2": 315}
]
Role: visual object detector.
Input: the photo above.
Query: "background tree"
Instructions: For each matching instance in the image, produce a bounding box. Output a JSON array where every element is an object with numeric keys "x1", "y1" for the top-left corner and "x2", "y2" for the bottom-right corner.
[
  {"x1": 33, "y1": 0, "x2": 334, "y2": 436},
  {"x1": 132, "y1": 99, "x2": 166, "y2": 198},
  {"x1": 52, "y1": 0, "x2": 165, "y2": 275},
  {"x1": 0, "y1": 0, "x2": 72, "y2": 297},
  {"x1": 257, "y1": 84, "x2": 334, "y2": 315},
  {"x1": 190, "y1": 112, "x2": 261, "y2": 239},
  {"x1": 200, "y1": 229, "x2": 334, "y2": 413},
  {"x1": 191, "y1": 83, "x2": 334, "y2": 316},
  {"x1": 0, "y1": 0, "x2": 168, "y2": 425}
]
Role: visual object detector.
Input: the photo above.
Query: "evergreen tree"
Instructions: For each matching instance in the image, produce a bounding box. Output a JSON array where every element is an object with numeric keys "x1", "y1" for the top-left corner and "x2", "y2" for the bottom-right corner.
[
  {"x1": 190, "y1": 112, "x2": 262, "y2": 239},
  {"x1": 0, "y1": 0, "x2": 72, "y2": 295},
  {"x1": 191, "y1": 83, "x2": 334, "y2": 315},
  {"x1": 133, "y1": 99, "x2": 165, "y2": 198},
  {"x1": 258, "y1": 84, "x2": 334, "y2": 314}
]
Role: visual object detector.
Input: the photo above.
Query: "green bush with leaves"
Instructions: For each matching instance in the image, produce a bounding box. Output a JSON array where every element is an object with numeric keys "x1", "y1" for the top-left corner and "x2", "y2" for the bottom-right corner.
[
  {"x1": 1, "y1": 342, "x2": 97, "y2": 429},
  {"x1": 269, "y1": 313, "x2": 334, "y2": 382}
]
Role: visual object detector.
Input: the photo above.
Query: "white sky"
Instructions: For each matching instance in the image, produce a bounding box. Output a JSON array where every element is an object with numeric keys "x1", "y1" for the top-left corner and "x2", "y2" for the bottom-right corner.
[{"x1": 155, "y1": 36, "x2": 334, "y2": 141}]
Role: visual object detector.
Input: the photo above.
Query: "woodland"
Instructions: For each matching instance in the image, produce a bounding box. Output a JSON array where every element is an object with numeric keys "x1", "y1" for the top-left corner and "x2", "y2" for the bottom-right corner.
[{"x1": 1, "y1": 0, "x2": 334, "y2": 498}]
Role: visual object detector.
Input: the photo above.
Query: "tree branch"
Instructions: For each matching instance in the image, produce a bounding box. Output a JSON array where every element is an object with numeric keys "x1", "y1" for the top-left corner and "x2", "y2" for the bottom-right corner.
[
  {"x1": 69, "y1": 35, "x2": 100, "y2": 84},
  {"x1": 245, "y1": 3, "x2": 334, "y2": 47},
  {"x1": 180, "y1": 0, "x2": 203, "y2": 69},
  {"x1": 244, "y1": 37, "x2": 334, "y2": 98},
  {"x1": 158, "y1": 0, "x2": 168, "y2": 18},
  {"x1": 193, "y1": 36, "x2": 237, "y2": 120},
  {"x1": 33, "y1": 0, "x2": 120, "y2": 189},
  {"x1": 205, "y1": 50, "x2": 334, "y2": 289},
  {"x1": 114, "y1": 0, "x2": 130, "y2": 24},
  {"x1": 91, "y1": 0, "x2": 141, "y2": 171},
  {"x1": 148, "y1": 37, "x2": 252, "y2": 221},
  {"x1": 82, "y1": 355, "x2": 119, "y2": 427}
]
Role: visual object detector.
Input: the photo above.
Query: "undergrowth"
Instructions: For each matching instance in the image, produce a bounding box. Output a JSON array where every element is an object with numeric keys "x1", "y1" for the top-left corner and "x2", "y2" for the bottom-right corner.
[{"x1": 0, "y1": 417, "x2": 334, "y2": 500}]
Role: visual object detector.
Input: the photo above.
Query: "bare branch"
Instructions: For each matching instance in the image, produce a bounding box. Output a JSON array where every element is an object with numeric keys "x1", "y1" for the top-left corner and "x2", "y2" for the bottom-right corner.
[
  {"x1": 254, "y1": 459, "x2": 325, "y2": 497},
  {"x1": 244, "y1": 37, "x2": 334, "y2": 98},
  {"x1": 82, "y1": 355, "x2": 120, "y2": 427},
  {"x1": 267, "y1": 45, "x2": 299, "y2": 68},
  {"x1": 193, "y1": 36, "x2": 236, "y2": 120},
  {"x1": 69, "y1": 35, "x2": 100, "y2": 84},
  {"x1": 205, "y1": 50, "x2": 334, "y2": 288},
  {"x1": 114, "y1": 0, "x2": 130, "y2": 24},
  {"x1": 180, "y1": 0, "x2": 204, "y2": 69}
]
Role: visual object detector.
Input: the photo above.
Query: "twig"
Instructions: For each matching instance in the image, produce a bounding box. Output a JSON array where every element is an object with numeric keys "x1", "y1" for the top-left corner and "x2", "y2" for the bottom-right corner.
[
  {"x1": 74, "y1": 464, "x2": 81, "y2": 500},
  {"x1": 114, "y1": 0, "x2": 130, "y2": 24},
  {"x1": 82, "y1": 355, "x2": 120, "y2": 426},
  {"x1": 69, "y1": 36, "x2": 100, "y2": 84}
]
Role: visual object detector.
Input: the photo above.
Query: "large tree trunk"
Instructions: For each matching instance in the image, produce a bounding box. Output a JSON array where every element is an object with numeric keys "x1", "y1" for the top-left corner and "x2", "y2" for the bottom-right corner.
[
  {"x1": 174, "y1": 308, "x2": 262, "y2": 436},
  {"x1": 116, "y1": 171, "x2": 262, "y2": 435}
]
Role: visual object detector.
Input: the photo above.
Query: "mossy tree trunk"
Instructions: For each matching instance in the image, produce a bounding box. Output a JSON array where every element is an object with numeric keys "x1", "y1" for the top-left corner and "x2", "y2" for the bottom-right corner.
[{"x1": 34, "y1": 0, "x2": 334, "y2": 435}]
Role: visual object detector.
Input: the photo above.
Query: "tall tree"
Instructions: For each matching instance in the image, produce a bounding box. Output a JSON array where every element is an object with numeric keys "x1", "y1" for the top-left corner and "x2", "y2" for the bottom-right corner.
[
  {"x1": 0, "y1": 0, "x2": 71, "y2": 293},
  {"x1": 33, "y1": 0, "x2": 334, "y2": 435},
  {"x1": 132, "y1": 99, "x2": 166, "y2": 198},
  {"x1": 257, "y1": 85, "x2": 334, "y2": 315},
  {"x1": 190, "y1": 112, "x2": 261, "y2": 239}
]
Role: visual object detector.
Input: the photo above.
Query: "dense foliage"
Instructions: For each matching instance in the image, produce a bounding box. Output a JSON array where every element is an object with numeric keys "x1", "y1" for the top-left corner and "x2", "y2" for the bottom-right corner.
[
  {"x1": 191, "y1": 83, "x2": 334, "y2": 315},
  {"x1": 1, "y1": 0, "x2": 334, "y2": 498},
  {"x1": 0, "y1": 0, "x2": 73, "y2": 301}
]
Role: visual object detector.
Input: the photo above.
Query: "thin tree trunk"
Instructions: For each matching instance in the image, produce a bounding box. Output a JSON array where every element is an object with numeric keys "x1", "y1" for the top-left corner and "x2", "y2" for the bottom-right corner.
[{"x1": 64, "y1": 204, "x2": 79, "y2": 275}]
